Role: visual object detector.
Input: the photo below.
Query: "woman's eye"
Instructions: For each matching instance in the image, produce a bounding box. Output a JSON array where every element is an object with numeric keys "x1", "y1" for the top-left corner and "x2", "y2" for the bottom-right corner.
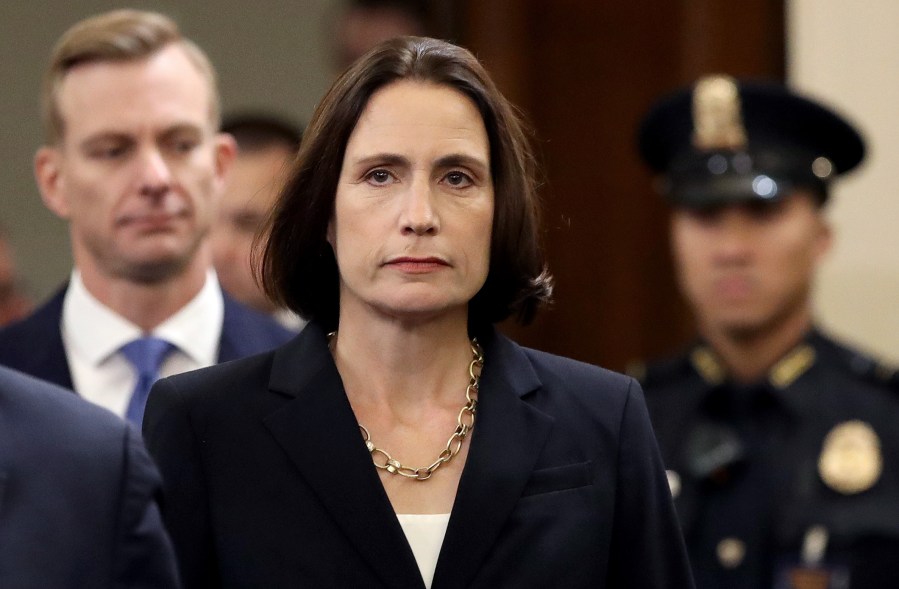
[
  {"x1": 364, "y1": 169, "x2": 394, "y2": 185},
  {"x1": 444, "y1": 171, "x2": 473, "y2": 188}
]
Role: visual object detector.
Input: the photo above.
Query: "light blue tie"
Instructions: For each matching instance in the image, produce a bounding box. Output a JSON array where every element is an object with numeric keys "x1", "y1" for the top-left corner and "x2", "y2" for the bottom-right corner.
[{"x1": 121, "y1": 336, "x2": 174, "y2": 426}]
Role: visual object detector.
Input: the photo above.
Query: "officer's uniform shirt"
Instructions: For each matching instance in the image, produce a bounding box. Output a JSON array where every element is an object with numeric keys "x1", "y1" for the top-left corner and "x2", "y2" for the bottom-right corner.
[{"x1": 639, "y1": 329, "x2": 899, "y2": 589}]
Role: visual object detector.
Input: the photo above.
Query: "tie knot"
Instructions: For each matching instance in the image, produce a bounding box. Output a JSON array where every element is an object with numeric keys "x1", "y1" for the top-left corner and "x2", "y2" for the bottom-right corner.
[{"x1": 120, "y1": 336, "x2": 174, "y2": 377}]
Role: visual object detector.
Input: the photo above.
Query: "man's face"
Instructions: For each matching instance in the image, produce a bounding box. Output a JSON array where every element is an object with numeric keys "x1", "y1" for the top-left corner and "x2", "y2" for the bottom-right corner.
[
  {"x1": 670, "y1": 191, "x2": 832, "y2": 339},
  {"x1": 211, "y1": 144, "x2": 293, "y2": 312},
  {"x1": 36, "y1": 43, "x2": 235, "y2": 284}
]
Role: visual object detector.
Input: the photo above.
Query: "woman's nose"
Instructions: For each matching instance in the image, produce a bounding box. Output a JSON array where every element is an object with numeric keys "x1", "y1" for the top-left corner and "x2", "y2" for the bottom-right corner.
[{"x1": 400, "y1": 179, "x2": 439, "y2": 235}]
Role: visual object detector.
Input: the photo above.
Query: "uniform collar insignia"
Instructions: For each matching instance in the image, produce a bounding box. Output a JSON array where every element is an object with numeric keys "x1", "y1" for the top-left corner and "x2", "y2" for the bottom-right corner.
[
  {"x1": 768, "y1": 344, "x2": 816, "y2": 389},
  {"x1": 690, "y1": 346, "x2": 725, "y2": 385},
  {"x1": 689, "y1": 341, "x2": 816, "y2": 388}
]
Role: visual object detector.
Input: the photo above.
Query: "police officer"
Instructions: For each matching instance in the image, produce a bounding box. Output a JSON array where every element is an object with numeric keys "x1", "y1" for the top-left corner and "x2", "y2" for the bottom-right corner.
[{"x1": 636, "y1": 75, "x2": 899, "y2": 589}]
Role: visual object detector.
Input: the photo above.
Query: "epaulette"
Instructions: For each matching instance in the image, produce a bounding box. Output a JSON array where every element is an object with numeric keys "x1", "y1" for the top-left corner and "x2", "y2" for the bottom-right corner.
[{"x1": 812, "y1": 332, "x2": 898, "y2": 391}]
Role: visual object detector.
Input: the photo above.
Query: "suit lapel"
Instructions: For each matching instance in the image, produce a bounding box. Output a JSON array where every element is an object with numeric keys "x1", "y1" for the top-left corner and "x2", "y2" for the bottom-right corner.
[
  {"x1": 12, "y1": 289, "x2": 74, "y2": 390},
  {"x1": 34, "y1": 329, "x2": 73, "y2": 390},
  {"x1": 217, "y1": 292, "x2": 294, "y2": 362},
  {"x1": 433, "y1": 330, "x2": 553, "y2": 589},
  {"x1": 262, "y1": 325, "x2": 424, "y2": 589}
]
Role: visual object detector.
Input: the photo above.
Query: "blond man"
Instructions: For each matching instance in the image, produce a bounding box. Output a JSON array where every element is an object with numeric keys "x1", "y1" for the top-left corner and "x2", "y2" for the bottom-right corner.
[{"x1": 0, "y1": 10, "x2": 293, "y2": 424}]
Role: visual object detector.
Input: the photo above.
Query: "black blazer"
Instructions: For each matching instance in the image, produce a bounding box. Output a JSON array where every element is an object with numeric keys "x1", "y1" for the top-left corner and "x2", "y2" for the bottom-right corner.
[
  {"x1": 0, "y1": 286, "x2": 295, "y2": 390},
  {"x1": 145, "y1": 323, "x2": 694, "y2": 588},
  {"x1": 0, "y1": 365, "x2": 179, "y2": 588}
]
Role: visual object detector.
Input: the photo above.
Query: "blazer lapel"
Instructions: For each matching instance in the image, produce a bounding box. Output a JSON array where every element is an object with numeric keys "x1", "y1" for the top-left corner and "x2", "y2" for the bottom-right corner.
[
  {"x1": 433, "y1": 330, "x2": 553, "y2": 589},
  {"x1": 262, "y1": 325, "x2": 424, "y2": 589}
]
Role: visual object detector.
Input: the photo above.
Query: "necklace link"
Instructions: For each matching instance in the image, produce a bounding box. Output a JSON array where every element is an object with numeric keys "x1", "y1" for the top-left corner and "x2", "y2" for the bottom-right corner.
[{"x1": 355, "y1": 337, "x2": 484, "y2": 482}]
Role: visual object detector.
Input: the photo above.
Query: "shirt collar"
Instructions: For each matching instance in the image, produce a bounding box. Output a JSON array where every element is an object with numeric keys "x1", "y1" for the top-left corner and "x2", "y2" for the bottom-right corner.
[
  {"x1": 62, "y1": 269, "x2": 224, "y2": 367},
  {"x1": 152, "y1": 270, "x2": 224, "y2": 366}
]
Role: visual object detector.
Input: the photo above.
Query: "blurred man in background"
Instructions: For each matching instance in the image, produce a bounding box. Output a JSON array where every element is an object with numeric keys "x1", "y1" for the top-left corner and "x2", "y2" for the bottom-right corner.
[
  {"x1": 212, "y1": 113, "x2": 304, "y2": 330},
  {"x1": 0, "y1": 225, "x2": 32, "y2": 326},
  {"x1": 0, "y1": 10, "x2": 293, "y2": 425},
  {"x1": 637, "y1": 75, "x2": 899, "y2": 589},
  {"x1": 333, "y1": 0, "x2": 430, "y2": 70}
]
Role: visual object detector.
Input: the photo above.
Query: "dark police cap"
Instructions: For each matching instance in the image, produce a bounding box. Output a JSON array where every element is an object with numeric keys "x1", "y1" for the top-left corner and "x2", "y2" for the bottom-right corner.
[{"x1": 637, "y1": 75, "x2": 865, "y2": 207}]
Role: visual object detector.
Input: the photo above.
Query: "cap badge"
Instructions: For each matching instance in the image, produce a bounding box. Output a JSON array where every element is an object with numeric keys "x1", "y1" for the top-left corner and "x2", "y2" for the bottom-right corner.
[
  {"x1": 818, "y1": 420, "x2": 882, "y2": 494},
  {"x1": 692, "y1": 75, "x2": 748, "y2": 151}
]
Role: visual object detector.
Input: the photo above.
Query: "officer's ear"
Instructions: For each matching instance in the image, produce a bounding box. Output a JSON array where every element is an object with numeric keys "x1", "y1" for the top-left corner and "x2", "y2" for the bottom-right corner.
[
  {"x1": 814, "y1": 214, "x2": 833, "y2": 260},
  {"x1": 799, "y1": 189, "x2": 832, "y2": 261}
]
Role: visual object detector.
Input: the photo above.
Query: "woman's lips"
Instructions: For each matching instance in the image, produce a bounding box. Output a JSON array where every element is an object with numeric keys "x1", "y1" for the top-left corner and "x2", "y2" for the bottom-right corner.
[{"x1": 385, "y1": 256, "x2": 450, "y2": 273}]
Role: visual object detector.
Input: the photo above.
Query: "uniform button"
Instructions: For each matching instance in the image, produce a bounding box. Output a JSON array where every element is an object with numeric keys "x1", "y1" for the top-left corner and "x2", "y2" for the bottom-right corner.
[{"x1": 716, "y1": 537, "x2": 746, "y2": 569}]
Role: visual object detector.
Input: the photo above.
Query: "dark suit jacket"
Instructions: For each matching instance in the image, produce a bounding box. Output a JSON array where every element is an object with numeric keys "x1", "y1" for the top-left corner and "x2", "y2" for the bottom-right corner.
[
  {"x1": 0, "y1": 286, "x2": 296, "y2": 390},
  {"x1": 0, "y1": 365, "x2": 179, "y2": 588},
  {"x1": 144, "y1": 322, "x2": 695, "y2": 588}
]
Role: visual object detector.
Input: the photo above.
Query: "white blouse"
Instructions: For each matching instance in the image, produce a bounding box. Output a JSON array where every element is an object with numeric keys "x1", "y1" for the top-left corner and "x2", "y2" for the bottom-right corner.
[{"x1": 396, "y1": 513, "x2": 451, "y2": 588}]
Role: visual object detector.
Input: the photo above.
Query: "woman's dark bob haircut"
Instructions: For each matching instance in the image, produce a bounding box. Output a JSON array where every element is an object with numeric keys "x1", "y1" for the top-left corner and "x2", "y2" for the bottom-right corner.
[{"x1": 259, "y1": 36, "x2": 552, "y2": 331}]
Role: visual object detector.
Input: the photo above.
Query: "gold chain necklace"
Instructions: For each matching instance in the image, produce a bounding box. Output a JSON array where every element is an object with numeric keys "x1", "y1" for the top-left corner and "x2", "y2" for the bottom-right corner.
[{"x1": 329, "y1": 333, "x2": 484, "y2": 481}]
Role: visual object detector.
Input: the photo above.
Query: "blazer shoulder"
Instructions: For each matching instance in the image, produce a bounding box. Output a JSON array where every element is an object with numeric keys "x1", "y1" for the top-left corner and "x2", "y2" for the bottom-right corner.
[
  {"x1": 0, "y1": 366, "x2": 178, "y2": 587},
  {"x1": 512, "y1": 344, "x2": 639, "y2": 424},
  {"x1": 0, "y1": 366, "x2": 128, "y2": 458},
  {"x1": 523, "y1": 346, "x2": 633, "y2": 390}
]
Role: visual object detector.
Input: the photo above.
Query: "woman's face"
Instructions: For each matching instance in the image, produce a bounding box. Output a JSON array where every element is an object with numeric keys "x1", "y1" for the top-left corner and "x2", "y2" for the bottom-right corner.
[{"x1": 330, "y1": 80, "x2": 494, "y2": 325}]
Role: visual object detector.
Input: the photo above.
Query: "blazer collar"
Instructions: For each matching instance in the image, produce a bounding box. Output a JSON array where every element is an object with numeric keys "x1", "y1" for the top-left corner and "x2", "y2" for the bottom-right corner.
[
  {"x1": 263, "y1": 323, "x2": 423, "y2": 588},
  {"x1": 433, "y1": 328, "x2": 552, "y2": 588},
  {"x1": 263, "y1": 324, "x2": 553, "y2": 589}
]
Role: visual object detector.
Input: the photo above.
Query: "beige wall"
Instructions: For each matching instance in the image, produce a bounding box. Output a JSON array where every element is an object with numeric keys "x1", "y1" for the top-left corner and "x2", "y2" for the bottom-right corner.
[
  {"x1": 0, "y1": 0, "x2": 340, "y2": 300},
  {"x1": 788, "y1": 0, "x2": 899, "y2": 363}
]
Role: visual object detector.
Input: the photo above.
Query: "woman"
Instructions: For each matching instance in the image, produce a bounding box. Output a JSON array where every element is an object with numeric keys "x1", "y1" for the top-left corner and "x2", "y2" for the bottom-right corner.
[{"x1": 145, "y1": 36, "x2": 694, "y2": 588}]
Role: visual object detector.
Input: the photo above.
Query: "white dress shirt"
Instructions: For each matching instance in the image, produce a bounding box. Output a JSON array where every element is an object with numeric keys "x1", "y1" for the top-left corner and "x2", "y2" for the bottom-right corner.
[
  {"x1": 396, "y1": 513, "x2": 450, "y2": 589},
  {"x1": 61, "y1": 269, "x2": 224, "y2": 417}
]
